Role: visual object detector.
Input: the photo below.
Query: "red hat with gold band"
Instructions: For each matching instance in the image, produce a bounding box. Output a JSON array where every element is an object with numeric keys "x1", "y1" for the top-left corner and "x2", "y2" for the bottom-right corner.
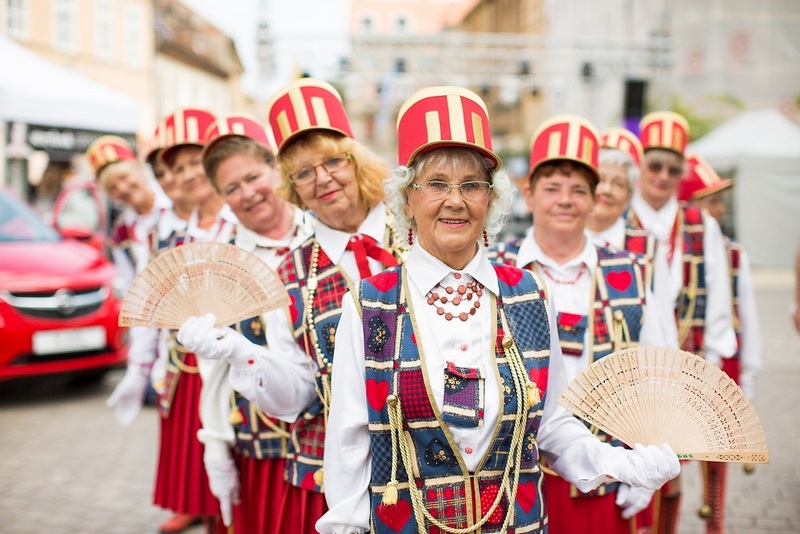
[
  {"x1": 202, "y1": 113, "x2": 274, "y2": 157},
  {"x1": 677, "y1": 153, "x2": 732, "y2": 202},
  {"x1": 266, "y1": 78, "x2": 353, "y2": 154},
  {"x1": 86, "y1": 135, "x2": 136, "y2": 176},
  {"x1": 144, "y1": 120, "x2": 168, "y2": 165},
  {"x1": 599, "y1": 127, "x2": 644, "y2": 167},
  {"x1": 396, "y1": 86, "x2": 500, "y2": 168},
  {"x1": 529, "y1": 115, "x2": 600, "y2": 181},
  {"x1": 639, "y1": 111, "x2": 690, "y2": 156},
  {"x1": 159, "y1": 108, "x2": 217, "y2": 164}
]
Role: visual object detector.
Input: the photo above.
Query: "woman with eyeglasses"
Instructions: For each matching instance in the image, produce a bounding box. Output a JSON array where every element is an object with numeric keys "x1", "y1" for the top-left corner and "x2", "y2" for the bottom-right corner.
[
  {"x1": 317, "y1": 89, "x2": 680, "y2": 534},
  {"x1": 179, "y1": 79, "x2": 407, "y2": 533}
]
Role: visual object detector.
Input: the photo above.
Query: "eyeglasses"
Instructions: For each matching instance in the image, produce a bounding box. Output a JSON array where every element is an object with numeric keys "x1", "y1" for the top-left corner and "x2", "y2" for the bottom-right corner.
[
  {"x1": 410, "y1": 180, "x2": 494, "y2": 202},
  {"x1": 289, "y1": 153, "x2": 353, "y2": 186},
  {"x1": 646, "y1": 161, "x2": 683, "y2": 178}
]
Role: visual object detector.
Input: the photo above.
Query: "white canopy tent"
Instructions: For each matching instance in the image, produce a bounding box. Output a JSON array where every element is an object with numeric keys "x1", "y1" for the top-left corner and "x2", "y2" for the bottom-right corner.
[
  {"x1": 687, "y1": 109, "x2": 800, "y2": 267},
  {"x1": 0, "y1": 34, "x2": 141, "y2": 132}
]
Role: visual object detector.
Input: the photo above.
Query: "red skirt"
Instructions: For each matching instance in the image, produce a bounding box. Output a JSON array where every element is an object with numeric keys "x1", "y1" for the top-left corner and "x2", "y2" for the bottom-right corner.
[
  {"x1": 544, "y1": 472, "x2": 652, "y2": 534},
  {"x1": 153, "y1": 356, "x2": 220, "y2": 516},
  {"x1": 275, "y1": 482, "x2": 328, "y2": 533},
  {"x1": 232, "y1": 455, "x2": 288, "y2": 534}
]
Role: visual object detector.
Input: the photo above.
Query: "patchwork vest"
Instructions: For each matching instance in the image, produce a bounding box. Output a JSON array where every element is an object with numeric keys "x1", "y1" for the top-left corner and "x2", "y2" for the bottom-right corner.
[
  {"x1": 278, "y1": 224, "x2": 407, "y2": 492},
  {"x1": 361, "y1": 264, "x2": 551, "y2": 533},
  {"x1": 230, "y1": 315, "x2": 289, "y2": 460},
  {"x1": 623, "y1": 223, "x2": 658, "y2": 290},
  {"x1": 627, "y1": 205, "x2": 707, "y2": 353},
  {"x1": 108, "y1": 217, "x2": 137, "y2": 271}
]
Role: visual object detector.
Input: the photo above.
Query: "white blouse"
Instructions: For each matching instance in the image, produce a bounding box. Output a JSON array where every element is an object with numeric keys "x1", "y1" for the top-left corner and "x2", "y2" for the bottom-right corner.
[
  {"x1": 630, "y1": 193, "x2": 737, "y2": 364},
  {"x1": 317, "y1": 243, "x2": 639, "y2": 534}
]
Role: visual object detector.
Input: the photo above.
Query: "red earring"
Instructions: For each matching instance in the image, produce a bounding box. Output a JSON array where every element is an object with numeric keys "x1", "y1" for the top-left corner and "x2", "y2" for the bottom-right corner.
[
  {"x1": 407, "y1": 227, "x2": 414, "y2": 246},
  {"x1": 483, "y1": 230, "x2": 489, "y2": 247}
]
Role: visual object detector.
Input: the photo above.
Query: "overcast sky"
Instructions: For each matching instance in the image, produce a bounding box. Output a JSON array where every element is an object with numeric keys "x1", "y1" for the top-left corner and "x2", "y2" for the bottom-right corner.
[{"x1": 181, "y1": 0, "x2": 351, "y2": 99}]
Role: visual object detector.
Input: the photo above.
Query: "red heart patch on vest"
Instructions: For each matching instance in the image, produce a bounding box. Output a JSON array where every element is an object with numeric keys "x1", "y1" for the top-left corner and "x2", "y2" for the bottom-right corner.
[
  {"x1": 366, "y1": 379, "x2": 390, "y2": 412},
  {"x1": 495, "y1": 264, "x2": 523, "y2": 286},
  {"x1": 300, "y1": 470, "x2": 317, "y2": 491},
  {"x1": 289, "y1": 294, "x2": 299, "y2": 324},
  {"x1": 479, "y1": 484, "x2": 505, "y2": 524},
  {"x1": 606, "y1": 271, "x2": 632, "y2": 292},
  {"x1": 371, "y1": 271, "x2": 399, "y2": 293},
  {"x1": 376, "y1": 499, "x2": 413, "y2": 532},
  {"x1": 515, "y1": 480, "x2": 537, "y2": 513}
]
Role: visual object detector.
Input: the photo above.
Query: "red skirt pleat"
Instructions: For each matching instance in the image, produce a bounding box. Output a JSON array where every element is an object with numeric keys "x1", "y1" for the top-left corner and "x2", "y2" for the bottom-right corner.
[
  {"x1": 721, "y1": 357, "x2": 741, "y2": 384},
  {"x1": 274, "y1": 483, "x2": 328, "y2": 533},
  {"x1": 153, "y1": 354, "x2": 220, "y2": 516},
  {"x1": 544, "y1": 472, "x2": 651, "y2": 534},
  {"x1": 232, "y1": 455, "x2": 288, "y2": 534}
]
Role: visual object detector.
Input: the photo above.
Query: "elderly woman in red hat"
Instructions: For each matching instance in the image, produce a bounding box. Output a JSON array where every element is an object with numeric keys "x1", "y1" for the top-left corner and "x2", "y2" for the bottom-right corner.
[
  {"x1": 678, "y1": 153, "x2": 761, "y2": 534},
  {"x1": 179, "y1": 78, "x2": 407, "y2": 532},
  {"x1": 487, "y1": 114, "x2": 677, "y2": 533},
  {"x1": 177, "y1": 114, "x2": 315, "y2": 533},
  {"x1": 317, "y1": 90, "x2": 680, "y2": 534}
]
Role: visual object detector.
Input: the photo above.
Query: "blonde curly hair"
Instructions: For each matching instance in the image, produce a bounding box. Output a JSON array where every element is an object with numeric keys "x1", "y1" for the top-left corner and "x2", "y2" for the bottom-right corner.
[{"x1": 384, "y1": 147, "x2": 512, "y2": 244}]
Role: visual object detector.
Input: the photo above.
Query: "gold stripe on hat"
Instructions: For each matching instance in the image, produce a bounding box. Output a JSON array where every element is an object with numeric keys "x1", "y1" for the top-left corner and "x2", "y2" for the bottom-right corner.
[
  {"x1": 175, "y1": 110, "x2": 185, "y2": 143},
  {"x1": 546, "y1": 132, "x2": 563, "y2": 159},
  {"x1": 289, "y1": 87, "x2": 311, "y2": 130},
  {"x1": 310, "y1": 97, "x2": 331, "y2": 128},
  {"x1": 662, "y1": 120, "x2": 673, "y2": 148},
  {"x1": 447, "y1": 94, "x2": 466, "y2": 142},
  {"x1": 425, "y1": 111, "x2": 442, "y2": 143},
  {"x1": 618, "y1": 138, "x2": 631, "y2": 152},
  {"x1": 472, "y1": 113, "x2": 485, "y2": 149},
  {"x1": 567, "y1": 122, "x2": 581, "y2": 157},
  {"x1": 231, "y1": 122, "x2": 246, "y2": 135},
  {"x1": 647, "y1": 126, "x2": 659, "y2": 148},
  {"x1": 695, "y1": 160, "x2": 715, "y2": 187},
  {"x1": 186, "y1": 117, "x2": 199, "y2": 142},
  {"x1": 276, "y1": 110, "x2": 291, "y2": 143},
  {"x1": 674, "y1": 128, "x2": 684, "y2": 152},
  {"x1": 581, "y1": 137, "x2": 594, "y2": 165},
  {"x1": 102, "y1": 145, "x2": 116, "y2": 162}
]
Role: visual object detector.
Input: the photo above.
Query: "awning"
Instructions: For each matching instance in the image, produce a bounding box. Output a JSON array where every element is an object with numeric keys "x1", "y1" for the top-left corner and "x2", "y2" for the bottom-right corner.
[{"x1": 0, "y1": 34, "x2": 141, "y2": 133}]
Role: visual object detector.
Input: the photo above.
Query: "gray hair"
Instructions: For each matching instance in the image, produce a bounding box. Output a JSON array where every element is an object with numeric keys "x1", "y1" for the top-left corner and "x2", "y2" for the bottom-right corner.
[
  {"x1": 598, "y1": 148, "x2": 640, "y2": 190},
  {"x1": 384, "y1": 147, "x2": 513, "y2": 244}
]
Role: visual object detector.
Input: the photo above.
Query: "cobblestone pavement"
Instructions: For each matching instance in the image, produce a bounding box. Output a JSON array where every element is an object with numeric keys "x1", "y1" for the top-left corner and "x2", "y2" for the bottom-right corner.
[{"x1": 1, "y1": 270, "x2": 798, "y2": 533}]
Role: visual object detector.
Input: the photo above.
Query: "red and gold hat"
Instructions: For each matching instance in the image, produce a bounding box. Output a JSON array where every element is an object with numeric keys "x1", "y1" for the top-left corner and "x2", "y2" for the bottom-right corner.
[
  {"x1": 529, "y1": 115, "x2": 599, "y2": 181},
  {"x1": 639, "y1": 111, "x2": 689, "y2": 156},
  {"x1": 599, "y1": 127, "x2": 644, "y2": 167},
  {"x1": 266, "y1": 78, "x2": 353, "y2": 154},
  {"x1": 202, "y1": 114, "x2": 273, "y2": 157},
  {"x1": 677, "y1": 153, "x2": 732, "y2": 202},
  {"x1": 396, "y1": 86, "x2": 500, "y2": 168},
  {"x1": 86, "y1": 135, "x2": 136, "y2": 175},
  {"x1": 144, "y1": 120, "x2": 167, "y2": 165},
  {"x1": 159, "y1": 108, "x2": 217, "y2": 164}
]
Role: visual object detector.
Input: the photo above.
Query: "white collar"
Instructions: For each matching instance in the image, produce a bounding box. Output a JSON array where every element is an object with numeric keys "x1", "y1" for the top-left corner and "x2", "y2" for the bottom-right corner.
[
  {"x1": 235, "y1": 207, "x2": 315, "y2": 253},
  {"x1": 586, "y1": 217, "x2": 625, "y2": 249},
  {"x1": 517, "y1": 226, "x2": 597, "y2": 271},
  {"x1": 315, "y1": 202, "x2": 387, "y2": 264},
  {"x1": 406, "y1": 242, "x2": 499, "y2": 296},
  {"x1": 158, "y1": 207, "x2": 189, "y2": 240},
  {"x1": 631, "y1": 192, "x2": 679, "y2": 237}
]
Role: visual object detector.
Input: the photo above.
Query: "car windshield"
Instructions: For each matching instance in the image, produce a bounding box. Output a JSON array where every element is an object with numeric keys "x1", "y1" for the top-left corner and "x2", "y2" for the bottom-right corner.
[{"x1": 0, "y1": 191, "x2": 61, "y2": 243}]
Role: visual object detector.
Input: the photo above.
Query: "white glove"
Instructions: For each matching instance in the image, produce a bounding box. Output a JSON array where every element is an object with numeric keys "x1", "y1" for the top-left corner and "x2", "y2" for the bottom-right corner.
[
  {"x1": 612, "y1": 444, "x2": 681, "y2": 491},
  {"x1": 177, "y1": 314, "x2": 251, "y2": 364},
  {"x1": 106, "y1": 367, "x2": 150, "y2": 426},
  {"x1": 205, "y1": 458, "x2": 240, "y2": 526},
  {"x1": 615, "y1": 483, "x2": 655, "y2": 519}
]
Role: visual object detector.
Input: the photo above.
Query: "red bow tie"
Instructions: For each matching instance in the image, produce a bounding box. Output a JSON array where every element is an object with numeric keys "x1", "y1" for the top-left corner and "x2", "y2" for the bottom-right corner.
[{"x1": 346, "y1": 234, "x2": 399, "y2": 279}]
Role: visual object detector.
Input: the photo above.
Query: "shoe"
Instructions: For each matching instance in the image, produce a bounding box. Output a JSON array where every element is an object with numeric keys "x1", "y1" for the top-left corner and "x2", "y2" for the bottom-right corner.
[{"x1": 159, "y1": 513, "x2": 202, "y2": 533}]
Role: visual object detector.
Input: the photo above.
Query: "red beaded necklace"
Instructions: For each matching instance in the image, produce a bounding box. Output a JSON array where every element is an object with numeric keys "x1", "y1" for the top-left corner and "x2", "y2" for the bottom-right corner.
[
  {"x1": 538, "y1": 263, "x2": 587, "y2": 285},
  {"x1": 426, "y1": 276, "x2": 484, "y2": 322}
]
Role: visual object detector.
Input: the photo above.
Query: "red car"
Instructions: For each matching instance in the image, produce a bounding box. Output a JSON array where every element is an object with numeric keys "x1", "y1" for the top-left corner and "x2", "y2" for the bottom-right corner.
[{"x1": 0, "y1": 188, "x2": 128, "y2": 381}]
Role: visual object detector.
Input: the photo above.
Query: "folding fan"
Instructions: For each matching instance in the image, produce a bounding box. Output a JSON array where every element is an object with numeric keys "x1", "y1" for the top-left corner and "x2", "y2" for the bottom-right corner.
[
  {"x1": 119, "y1": 242, "x2": 290, "y2": 329},
  {"x1": 559, "y1": 346, "x2": 768, "y2": 464}
]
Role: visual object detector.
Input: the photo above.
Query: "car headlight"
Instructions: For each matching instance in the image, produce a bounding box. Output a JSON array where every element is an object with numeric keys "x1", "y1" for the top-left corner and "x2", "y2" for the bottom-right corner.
[{"x1": 112, "y1": 276, "x2": 128, "y2": 300}]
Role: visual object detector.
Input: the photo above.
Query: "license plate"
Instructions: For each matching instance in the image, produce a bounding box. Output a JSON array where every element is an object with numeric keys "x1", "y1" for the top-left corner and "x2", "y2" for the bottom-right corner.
[{"x1": 32, "y1": 326, "x2": 107, "y2": 355}]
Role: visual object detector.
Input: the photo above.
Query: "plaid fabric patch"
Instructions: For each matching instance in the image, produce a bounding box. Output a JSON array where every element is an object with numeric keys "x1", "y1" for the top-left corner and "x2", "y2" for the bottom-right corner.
[
  {"x1": 557, "y1": 312, "x2": 587, "y2": 357},
  {"x1": 296, "y1": 412, "x2": 326, "y2": 459},
  {"x1": 425, "y1": 483, "x2": 468, "y2": 528},
  {"x1": 399, "y1": 367, "x2": 436, "y2": 421},
  {"x1": 441, "y1": 362, "x2": 485, "y2": 428}
]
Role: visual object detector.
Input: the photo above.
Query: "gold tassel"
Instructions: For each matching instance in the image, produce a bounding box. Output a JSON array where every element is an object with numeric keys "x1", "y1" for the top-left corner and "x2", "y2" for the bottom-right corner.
[
  {"x1": 228, "y1": 408, "x2": 243, "y2": 425},
  {"x1": 527, "y1": 382, "x2": 540, "y2": 406},
  {"x1": 313, "y1": 468, "x2": 324, "y2": 487},
  {"x1": 382, "y1": 482, "x2": 398, "y2": 505}
]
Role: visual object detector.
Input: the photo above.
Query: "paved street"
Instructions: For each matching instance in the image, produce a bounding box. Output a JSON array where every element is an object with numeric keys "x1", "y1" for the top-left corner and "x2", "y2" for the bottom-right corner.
[{"x1": 1, "y1": 269, "x2": 798, "y2": 533}]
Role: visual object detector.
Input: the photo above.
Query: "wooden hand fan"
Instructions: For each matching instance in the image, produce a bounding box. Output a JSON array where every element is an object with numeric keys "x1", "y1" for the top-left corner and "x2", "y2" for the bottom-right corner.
[
  {"x1": 559, "y1": 346, "x2": 768, "y2": 464},
  {"x1": 119, "y1": 242, "x2": 290, "y2": 329}
]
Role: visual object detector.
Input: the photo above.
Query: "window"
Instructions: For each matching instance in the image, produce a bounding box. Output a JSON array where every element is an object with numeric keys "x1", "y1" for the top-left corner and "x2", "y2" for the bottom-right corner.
[
  {"x1": 394, "y1": 16, "x2": 407, "y2": 33},
  {"x1": 123, "y1": 3, "x2": 144, "y2": 68},
  {"x1": 54, "y1": 0, "x2": 78, "y2": 54},
  {"x1": 360, "y1": 16, "x2": 372, "y2": 32},
  {"x1": 6, "y1": 0, "x2": 29, "y2": 39},
  {"x1": 94, "y1": 0, "x2": 115, "y2": 60}
]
